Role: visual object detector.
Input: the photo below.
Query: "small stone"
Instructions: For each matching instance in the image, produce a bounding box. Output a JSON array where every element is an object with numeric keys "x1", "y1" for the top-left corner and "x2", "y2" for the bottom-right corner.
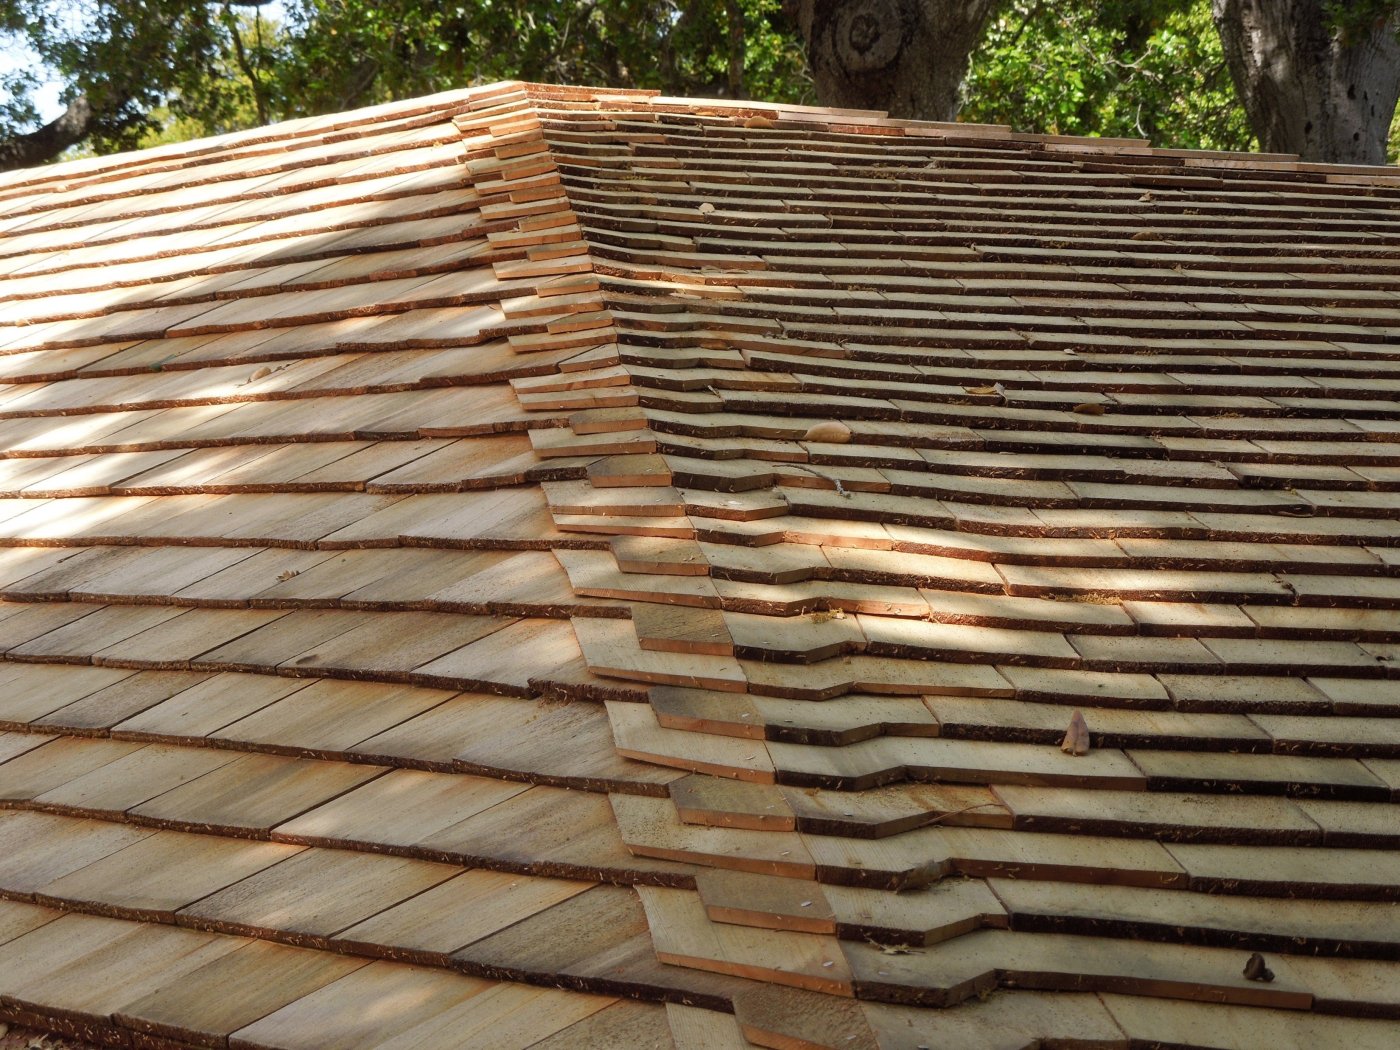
[{"x1": 1243, "y1": 952, "x2": 1275, "y2": 982}]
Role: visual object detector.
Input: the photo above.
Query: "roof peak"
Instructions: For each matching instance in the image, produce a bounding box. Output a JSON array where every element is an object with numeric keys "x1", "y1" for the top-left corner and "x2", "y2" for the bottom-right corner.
[{"x1": 6, "y1": 79, "x2": 1400, "y2": 195}]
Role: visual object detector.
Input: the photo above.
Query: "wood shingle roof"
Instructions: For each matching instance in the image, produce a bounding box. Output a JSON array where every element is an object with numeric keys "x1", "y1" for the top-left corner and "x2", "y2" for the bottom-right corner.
[{"x1": 0, "y1": 79, "x2": 1398, "y2": 1048}]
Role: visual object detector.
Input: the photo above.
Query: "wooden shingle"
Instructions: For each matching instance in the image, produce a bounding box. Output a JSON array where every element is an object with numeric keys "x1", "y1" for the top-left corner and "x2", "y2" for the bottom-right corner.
[{"x1": 0, "y1": 79, "x2": 1397, "y2": 1047}]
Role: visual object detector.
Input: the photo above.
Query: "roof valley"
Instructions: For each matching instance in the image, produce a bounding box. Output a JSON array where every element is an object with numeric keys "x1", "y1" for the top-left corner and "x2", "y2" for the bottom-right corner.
[{"x1": 520, "y1": 86, "x2": 1400, "y2": 1043}]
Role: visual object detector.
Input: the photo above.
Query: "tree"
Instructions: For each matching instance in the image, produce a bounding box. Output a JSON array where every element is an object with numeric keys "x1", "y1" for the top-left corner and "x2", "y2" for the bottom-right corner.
[
  {"x1": 0, "y1": 0, "x2": 277, "y2": 171},
  {"x1": 1212, "y1": 0, "x2": 1400, "y2": 163},
  {"x1": 787, "y1": 0, "x2": 1003, "y2": 119},
  {"x1": 962, "y1": 0, "x2": 1253, "y2": 151},
  {"x1": 269, "y1": 0, "x2": 807, "y2": 118},
  {"x1": 6, "y1": 0, "x2": 1400, "y2": 170},
  {"x1": 0, "y1": 0, "x2": 810, "y2": 171}
]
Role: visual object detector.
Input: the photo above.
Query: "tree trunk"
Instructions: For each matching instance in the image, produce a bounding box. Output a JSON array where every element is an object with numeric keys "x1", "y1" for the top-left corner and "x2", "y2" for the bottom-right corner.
[
  {"x1": 724, "y1": 0, "x2": 746, "y2": 99},
  {"x1": 1212, "y1": 0, "x2": 1400, "y2": 164},
  {"x1": 790, "y1": 0, "x2": 1003, "y2": 120},
  {"x1": 0, "y1": 96, "x2": 97, "y2": 172}
]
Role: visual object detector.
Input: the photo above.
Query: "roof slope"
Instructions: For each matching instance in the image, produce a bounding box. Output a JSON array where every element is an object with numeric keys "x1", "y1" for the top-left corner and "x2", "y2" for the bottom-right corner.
[{"x1": 0, "y1": 80, "x2": 1397, "y2": 1048}]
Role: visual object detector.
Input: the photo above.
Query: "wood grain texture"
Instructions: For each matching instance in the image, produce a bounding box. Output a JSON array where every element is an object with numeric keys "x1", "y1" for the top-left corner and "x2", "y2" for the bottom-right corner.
[{"x1": 1, "y1": 78, "x2": 1399, "y2": 1048}]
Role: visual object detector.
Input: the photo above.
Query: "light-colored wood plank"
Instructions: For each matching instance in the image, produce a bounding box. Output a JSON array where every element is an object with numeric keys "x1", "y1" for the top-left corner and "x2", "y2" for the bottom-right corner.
[
  {"x1": 992, "y1": 877, "x2": 1400, "y2": 954},
  {"x1": 528, "y1": 1000, "x2": 676, "y2": 1050},
  {"x1": 38, "y1": 827, "x2": 301, "y2": 920},
  {"x1": 5, "y1": 915, "x2": 245, "y2": 1020},
  {"x1": 131, "y1": 752, "x2": 387, "y2": 832},
  {"x1": 230, "y1": 960, "x2": 494, "y2": 1050},
  {"x1": 609, "y1": 700, "x2": 775, "y2": 782},
  {"x1": 845, "y1": 927, "x2": 1313, "y2": 1009},
  {"x1": 275, "y1": 767, "x2": 529, "y2": 848},
  {"x1": 182, "y1": 847, "x2": 459, "y2": 941},
  {"x1": 35, "y1": 668, "x2": 217, "y2": 731},
  {"x1": 861, "y1": 993, "x2": 1123, "y2": 1050},
  {"x1": 1103, "y1": 992, "x2": 1400, "y2": 1050},
  {"x1": 335, "y1": 867, "x2": 592, "y2": 955},
  {"x1": 115, "y1": 938, "x2": 370, "y2": 1048},
  {"x1": 0, "y1": 811, "x2": 154, "y2": 893},
  {"x1": 666, "y1": 1003, "x2": 752, "y2": 1050},
  {"x1": 0, "y1": 663, "x2": 138, "y2": 725},
  {"x1": 113, "y1": 671, "x2": 316, "y2": 740},
  {"x1": 611, "y1": 793, "x2": 813, "y2": 878},
  {"x1": 373, "y1": 980, "x2": 616, "y2": 1050},
  {"x1": 639, "y1": 885, "x2": 851, "y2": 995},
  {"x1": 213, "y1": 677, "x2": 454, "y2": 754},
  {"x1": 802, "y1": 822, "x2": 1186, "y2": 889},
  {"x1": 994, "y1": 785, "x2": 1319, "y2": 843}
]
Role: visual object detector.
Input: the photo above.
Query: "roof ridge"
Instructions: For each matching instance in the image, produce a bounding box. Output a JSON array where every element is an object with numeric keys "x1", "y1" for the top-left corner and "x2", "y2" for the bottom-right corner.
[
  {"x1": 6, "y1": 80, "x2": 1399, "y2": 198},
  {"x1": 0, "y1": 82, "x2": 525, "y2": 198},
  {"x1": 518, "y1": 82, "x2": 1400, "y2": 181}
]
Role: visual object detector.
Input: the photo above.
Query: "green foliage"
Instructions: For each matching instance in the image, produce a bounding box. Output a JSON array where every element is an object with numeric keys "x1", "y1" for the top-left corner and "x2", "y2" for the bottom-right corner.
[
  {"x1": 1324, "y1": 0, "x2": 1400, "y2": 42},
  {"x1": 0, "y1": 0, "x2": 809, "y2": 164},
  {"x1": 271, "y1": 0, "x2": 808, "y2": 116},
  {"x1": 0, "y1": 0, "x2": 277, "y2": 152},
  {"x1": 962, "y1": 0, "x2": 1254, "y2": 151},
  {"x1": 8, "y1": 0, "x2": 1396, "y2": 164}
]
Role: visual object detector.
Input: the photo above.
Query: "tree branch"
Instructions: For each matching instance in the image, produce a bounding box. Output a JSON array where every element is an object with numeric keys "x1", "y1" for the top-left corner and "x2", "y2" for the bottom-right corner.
[
  {"x1": 0, "y1": 95, "x2": 97, "y2": 172},
  {"x1": 725, "y1": 0, "x2": 747, "y2": 98},
  {"x1": 338, "y1": 57, "x2": 382, "y2": 111},
  {"x1": 660, "y1": 0, "x2": 708, "y2": 95},
  {"x1": 224, "y1": 1, "x2": 270, "y2": 125}
]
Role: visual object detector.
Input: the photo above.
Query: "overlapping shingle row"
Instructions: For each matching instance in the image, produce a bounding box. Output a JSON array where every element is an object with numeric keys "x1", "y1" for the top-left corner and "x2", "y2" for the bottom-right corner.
[
  {"x1": 0, "y1": 81, "x2": 1396, "y2": 1048},
  {"x1": 0, "y1": 83, "x2": 712, "y2": 1050}
]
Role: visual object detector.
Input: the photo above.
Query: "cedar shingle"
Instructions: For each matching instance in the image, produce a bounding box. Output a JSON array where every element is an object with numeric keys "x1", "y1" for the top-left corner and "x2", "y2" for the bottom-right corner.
[{"x1": 0, "y1": 79, "x2": 1397, "y2": 1046}]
